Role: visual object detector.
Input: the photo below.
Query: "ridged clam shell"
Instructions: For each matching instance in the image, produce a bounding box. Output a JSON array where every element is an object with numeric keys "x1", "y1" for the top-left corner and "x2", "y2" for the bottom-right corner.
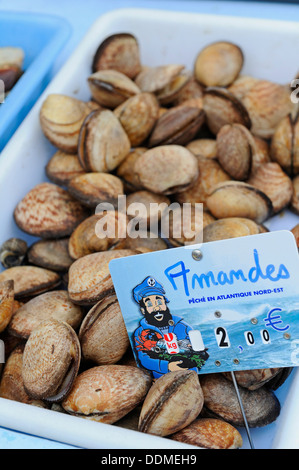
[
  {"x1": 138, "y1": 370, "x2": 204, "y2": 436},
  {"x1": 172, "y1": 418, "x2": 243, "y2": 449},
  {"x1": 22, "y1": 319, "x2": 81, "y2": 402},
  {"x1": 62, "y1": 365, "x2": 152, "y2": 423},
  {"x1": 0, "y1": 280, "x2": 14, "y2": 333}
]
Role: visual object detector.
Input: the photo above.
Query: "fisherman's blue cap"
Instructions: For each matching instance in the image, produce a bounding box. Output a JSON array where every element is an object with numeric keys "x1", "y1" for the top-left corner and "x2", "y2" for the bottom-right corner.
[{"x1": 133, "y1": 276, "x2": 169, "y2": 304}]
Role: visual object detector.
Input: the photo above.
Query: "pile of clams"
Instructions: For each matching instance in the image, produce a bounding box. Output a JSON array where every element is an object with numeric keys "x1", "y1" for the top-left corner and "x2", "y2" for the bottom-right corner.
[{"x1": 0, "y1": 33, "x2": 298, "y2": 449}]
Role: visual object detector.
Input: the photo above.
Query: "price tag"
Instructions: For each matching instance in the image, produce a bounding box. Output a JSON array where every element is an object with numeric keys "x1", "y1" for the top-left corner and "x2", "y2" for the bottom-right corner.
[{"x1": 109, "y1": 230, "x2": 299, "y2": 379}]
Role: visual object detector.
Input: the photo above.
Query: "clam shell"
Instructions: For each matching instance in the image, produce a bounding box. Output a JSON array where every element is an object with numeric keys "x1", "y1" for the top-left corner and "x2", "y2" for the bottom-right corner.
[
  {"x1": 135, "y1": 64, "x2": 185, "y2": 95},
  {"x1": 79, "y1": 294, "x2": 129, "y2": 365},
  {"x1": 114, "y1": 92, "x2": 160, "y2": 147},
  {"x1": 248, "y1": 162, "x2": 293, "y2": 213},
  {"x1": 201, "y1": 373, "x2": 280, "y2": 427},
  {"x1": 62, "y1": 365, "x2": 152, "y2": 423},
  {"x1": 68, "y1": 249, "x2": 137, "y2": 305},
  {"x1": 194, "y1": 41, "x2": 243, "y2": 87},
  {"x1": 206, "y1": 181, "x2": 273, "y2": 223},
  {"x1": 27, "y1": 238, "x2": 73, "y2": 272},
  {"x1": 0, "y1": 266, "x2": 60, "y2": 300},
  {"x1": 242, "y1": 80, "x2": 294, "y2": 139},
  {"x1": 0, "y1": 345, "x2": 47, "y2": 407},
  {"x1": 291, "y1": 175, "x2": 299, "y2": 214},
  {"x1": 14, "y1": 182, "x2": 88, "y2": 238},
  {"x1": 134, "y1": 145, "x2": 199, "y2": 195},
  {"x1": 172, "y1": 418, "x2": 243, "y2": 449},
  {"x1": 228, "y1": 75, "x2": 259, "y2": 100},
  {"x1": 203, "y1": 86, "x2": 251, "y2": 135},
  {"x1": 68, "y1": 172, "x2": 124, "y2": 208},
  {"x1": 78, "y1": 109, "x2": 131, "y2": 172},
  {"x1": 22, "y1": 319, "x2": 81, "y2": 402},
  {"x1": 126, "y1": 190, "x2": 170, "y2": 227},
  {"x1": 203, "y1": 217, "x2": 260, "y2": 243},
  {"x1": 116, "y1": 147, "x2": 147, "y2": 193},
  {"x1": 92, "y1": 33, "x2": 141, "y2": 79},
  {"x1": 173, "y1": 76, "x2": 204, "y2": 105},
  {"x1": 8, "y1": 290, "x2": 83, "y2": 339},
  {"x1": 174, "y1": 156, "x2": 230, "y2": 206},
  {"x1": 216, "y1": 123, "x2": 254, "y2": 180},
  {"x1": 46, "y1": 150, "x2": 85, "y2": 186},
  {"x1": 222, "y1": 368, "x2": 281, "y2": 391},
  {"x1": 148, "y1": 105, "x2": 205, "y2": 148},
  {"x1": 138, "y1": 370, "x2": 204, "y2": 436},
  {"x1": 68, "y1": 212, "x2": 128, "y2": 259},
  {"x1": 0, "y1": 280, "x2": 14, "y2": 333},
  {"x1": 88, "y1": 69, "x2": 140, "y2": 109},
  {"x1": 39, "y1": 94, "x2": 92, "y2": 153},
  {"x1": 186, "y1": 138, "x2": 217, "y2": 159},
  {"x1": 166, "y1": 207, "x2": 215, "y2": 247}
]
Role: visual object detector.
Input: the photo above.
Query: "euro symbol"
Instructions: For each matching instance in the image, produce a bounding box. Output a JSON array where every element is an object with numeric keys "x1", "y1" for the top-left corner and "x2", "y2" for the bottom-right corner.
[{"x1": 263, "y1": 307, "x2": 290, "y2": 332}]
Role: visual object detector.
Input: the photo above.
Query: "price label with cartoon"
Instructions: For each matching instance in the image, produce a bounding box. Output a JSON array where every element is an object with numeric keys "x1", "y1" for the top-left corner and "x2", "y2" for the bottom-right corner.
[{"x1": 109, "y1": 231, "x2": 299, "y2": 379}]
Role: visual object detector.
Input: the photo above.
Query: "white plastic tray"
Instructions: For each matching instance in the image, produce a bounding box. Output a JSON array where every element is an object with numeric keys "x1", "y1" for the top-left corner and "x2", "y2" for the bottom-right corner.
[{"x1": 0, "y1": 7, "x2": 299, "y2": 450}]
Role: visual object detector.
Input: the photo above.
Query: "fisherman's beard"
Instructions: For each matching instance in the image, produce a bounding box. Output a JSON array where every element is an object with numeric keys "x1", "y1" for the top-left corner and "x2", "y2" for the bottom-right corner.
[{"x1": 144, "y1": 306, "x2": 173, "y2": 328}]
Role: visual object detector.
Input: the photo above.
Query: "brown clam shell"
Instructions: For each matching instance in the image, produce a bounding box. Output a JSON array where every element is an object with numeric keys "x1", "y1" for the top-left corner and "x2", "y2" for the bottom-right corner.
[
  {"x1": 248, "y1": 162, "x2": 293, "y2": 213},
  {"x1": 194, "y1": 41, "x2": 244, "y2": 87},
  {"x1": 67, "y1": 249, "x2": 137, "y2": 305},
  {"x1": 222, "y1": 368, "x2": 281, "y2": 391},
  {"x1": 270, "y1": 113, "x2": 299, "y2": 177},
  {"x1": 201, "y1": 373, "x2": 280, "y2": 427},
  {"x1": 27, "y1": 238, "x2": 73, "y2": 272},
  {"x1": 8, "y1": 290, "x2": 83, "y2": 339},
  {"x1": 291, "y1": 175, "x2": 299, "y2": 214},
  {"x1": 203, "y1": 217, "x2": 260, "y2": 243},
  {"x1": 0, "y1": 345, "x2": 47, "y2": 407},
  {"x1": 14, "y1": 182, "x2": 88, "y2": 238},
  {"x1": 172, "y1": 418, "x2": 243, "y2": 449},
  {"x1": 206, "y1": 181, "x2": 273, "y2": 223},
  {"x1": 186, "y1": 138, "x2": 217, "y2": 159},
  {"x1": 138, "y1": 370, "x2": 204, "y2": 436},
  {"x1": 92, "y1": 33, "x2": 141, "y2": 79},
  {"x1": 114, "y1": 92, "x2": 160, "y2": 147},
  {"x1": 68, "y1": 172, "x2": 124, "y2": 208},
  {"x1": 134, "y1": 145, "x2": 199, "y2": 195},
  {"x1": 148, "y1": 105, "x2": 205, "y2": 148},
  {"x1": 0, "y1": 266, "x2": 60, "y2": 300},
  {"x1": 46, "y1": 150, "x2": 85, "y2": 186},
  {"x1": 22, "y1": 319, "x2": 81, "y2": 402},
  {"x1": 79, "y1": 294, "x2": 129, "y2": 365},
  {"x1": 88, "y1": 69, "x2": 140, "y2": 109},
  {"x1": 116, "y1": 147, "x2": 147, "y2": 193},
  {"x1": 0, "y1": 280, "x2": 14, "y2": 333},
  {"x1": 135, "y1": 64, "x2": 185, "y2": 95},
  {"x1": 166, "y1": 207, "x2": 215, "y2": 247},
  {"x1": 126, "y1": 190, "x2": 170, "y2": 228},
  {"x1": 62, "y1": 365, "x2": 152, "y2": 423},
  {"x1": 78, "y1": 109, "x2": 131, "y2": 173},
  {"x1": 203, "y1": 86, "x2": 251, "y2": 135}
]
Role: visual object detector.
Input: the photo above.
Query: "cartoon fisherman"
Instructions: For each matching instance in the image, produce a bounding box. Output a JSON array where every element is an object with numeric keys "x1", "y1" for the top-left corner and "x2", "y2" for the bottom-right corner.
[{"x1": 132, "y1": 276, "x2": 209, "y2": 378}]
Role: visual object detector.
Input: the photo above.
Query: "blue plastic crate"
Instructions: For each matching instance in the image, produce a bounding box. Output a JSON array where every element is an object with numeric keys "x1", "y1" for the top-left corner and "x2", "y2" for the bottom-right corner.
[{"x1": 0, "y1": 10, "x2": 71, "y2": 152}]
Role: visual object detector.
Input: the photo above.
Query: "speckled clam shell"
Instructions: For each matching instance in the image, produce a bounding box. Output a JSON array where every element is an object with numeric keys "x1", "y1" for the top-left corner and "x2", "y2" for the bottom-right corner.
[
  {"x1": 201, "y1": 373, "x2": 280, "y2": 427},
  {"x1": 248, "y1": 162, "x2": 293, "y2": 213},
  {"x1": 79, "y1": 294, "x2": 129, "y2": 365},
  {"x1": 92, "y1": 33, "x2": 141, "y2": 79},
  {"x1": 67, "y1": 249, "x2": 137, "y2": 305},
  {"x1": 22, "y1": 319, "x2": 81, "y2": 402},
  {"x1": 14, "y1": 182, "x2": 88, "y2": 238},
  {"x1": 62, "y1": 365, "x2": 152, "y2": 424},
  {"x1": 114, "y1": 92, "x2": 160, "y2": 147},
  {"x1": 0, "y1": 345, "x2": 47, "y2": 407},
  {"x1": 194, "y1": 41, "x2": 243, "y2": 87},
  {"x1": 8, "y1": 290, "x2": 83, "y2": 339},
  {"x1": 172, "y1": 418, "x2": 243, "y2": 449},
  {"x1": 0, "y1": 280, "x2": 14, "y2": 333},
  {"x1": 134, "y1": 145, "x2": 199, "y2": 195},
  {"x1": 138, "y1": 370, "x2": 204, "y2": 436},
  {"x1": 206, "y1": 181, "x2": 273, "y2": 223},
  {"x1": 0, "y1": 266, "x2": 60, "y2": 300},
  {"x1": 27, "y1": 238, "x2": 73, "y2": 272}
]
